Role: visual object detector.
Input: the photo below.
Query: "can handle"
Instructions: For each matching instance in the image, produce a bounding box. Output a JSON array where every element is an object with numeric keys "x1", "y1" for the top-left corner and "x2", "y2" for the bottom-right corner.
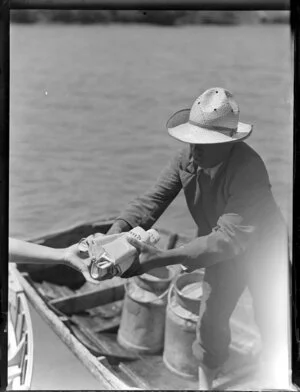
[
  {"x1": 124, "y1": 279, "x2": 170, "y2": 304},
  {"x1": 167, "y1": 280, "x2": 200, "y2": 324},
  {"x1": 168, "y1": 282, "x2": 175, "y2": 305}
]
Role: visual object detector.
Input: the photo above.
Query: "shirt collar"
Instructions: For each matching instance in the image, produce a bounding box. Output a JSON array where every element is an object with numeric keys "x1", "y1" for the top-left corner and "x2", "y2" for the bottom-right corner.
[
  {"x1": 197, "y1": 161, "x2": 223, "y2": 180},
  {"x1": 186, "y1": 156, "x2": 224, "y2": 179}
]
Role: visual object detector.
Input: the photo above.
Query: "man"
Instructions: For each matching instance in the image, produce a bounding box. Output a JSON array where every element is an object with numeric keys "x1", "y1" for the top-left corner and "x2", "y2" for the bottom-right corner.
[{"x1": 108, "y1": 87, "x2": 290, "y2": 389}]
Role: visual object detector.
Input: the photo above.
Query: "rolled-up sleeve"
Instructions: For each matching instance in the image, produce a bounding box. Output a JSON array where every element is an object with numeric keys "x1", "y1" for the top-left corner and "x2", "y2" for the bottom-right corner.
[
  {"x1": 180, "y1": 156, "x2": 275, "y2": 268},
  {"x1": 116, "y1": 149, "x2": 183, "y2": 230}
]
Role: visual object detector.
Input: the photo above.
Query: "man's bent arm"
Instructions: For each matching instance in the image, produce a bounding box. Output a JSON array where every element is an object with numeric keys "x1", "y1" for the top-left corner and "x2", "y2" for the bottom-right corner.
[
  {"x1": 146, "y1": 212, "x2": 256, "y2": 270},
  {"x1": 115, "y1": 150, "x2": 184, "y2": 230}
]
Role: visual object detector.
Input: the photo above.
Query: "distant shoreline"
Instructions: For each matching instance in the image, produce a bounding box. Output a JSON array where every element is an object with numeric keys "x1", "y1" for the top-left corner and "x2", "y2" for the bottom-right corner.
[{"x1": 10, "y1": 10, "x2": 290, "y2": 25}]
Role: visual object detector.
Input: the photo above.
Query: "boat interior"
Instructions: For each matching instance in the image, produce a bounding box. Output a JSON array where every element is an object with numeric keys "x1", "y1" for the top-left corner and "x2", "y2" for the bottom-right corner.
[{"x1": 15, "y1": 220, "x2": 262, "y2": 390}]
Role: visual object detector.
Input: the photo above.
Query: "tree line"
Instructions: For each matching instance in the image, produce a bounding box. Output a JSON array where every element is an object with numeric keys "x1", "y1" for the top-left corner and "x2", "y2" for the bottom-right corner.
[{"x1": 10, "y1": 10, "x2": 289, "y2": 25}]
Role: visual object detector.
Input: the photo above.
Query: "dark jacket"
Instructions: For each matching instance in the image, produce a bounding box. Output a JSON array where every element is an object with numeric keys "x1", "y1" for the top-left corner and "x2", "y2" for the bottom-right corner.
[{"x1": 117, "y1": 142, "x2": 287, "y2": 267}]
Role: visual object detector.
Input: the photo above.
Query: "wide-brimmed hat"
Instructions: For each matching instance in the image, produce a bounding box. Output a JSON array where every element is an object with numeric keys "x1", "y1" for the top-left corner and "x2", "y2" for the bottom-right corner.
[{"x1": 167, "y1": 88, "x2": 253, "y2": 144}]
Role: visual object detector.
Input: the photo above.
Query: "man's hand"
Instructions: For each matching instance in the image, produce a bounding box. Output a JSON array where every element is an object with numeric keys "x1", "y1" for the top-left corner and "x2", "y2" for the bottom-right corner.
[
  {"x1": 62, "y1": 243, "x2": 99, "y2": 284},
  {"x1": 121, "y1": 237, "x2": 163, "y2": 278},
  {"x1": 107, "y1": 219, "x2": 132, "y2": 235}
]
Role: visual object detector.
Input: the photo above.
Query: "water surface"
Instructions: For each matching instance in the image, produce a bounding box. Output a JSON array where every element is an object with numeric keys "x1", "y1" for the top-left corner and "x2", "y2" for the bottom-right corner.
[{"x1": 10, "y1": 24, "x2": 293, "y2": 240}]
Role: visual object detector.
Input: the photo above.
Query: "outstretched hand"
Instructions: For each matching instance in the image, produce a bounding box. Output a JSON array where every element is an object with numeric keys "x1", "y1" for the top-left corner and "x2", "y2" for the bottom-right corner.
[
  {"x1": 63, "y1": 243, "x2": 99, "y2": 284},
  {"x1": 121, "y1": 236, "x2": 163, "y2": 278}
]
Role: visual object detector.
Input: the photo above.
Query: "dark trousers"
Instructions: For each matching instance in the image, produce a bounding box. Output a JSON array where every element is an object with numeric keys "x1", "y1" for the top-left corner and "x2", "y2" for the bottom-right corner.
[{"x1": 192, "y1": 239, "x2": 289, "y2": 371}]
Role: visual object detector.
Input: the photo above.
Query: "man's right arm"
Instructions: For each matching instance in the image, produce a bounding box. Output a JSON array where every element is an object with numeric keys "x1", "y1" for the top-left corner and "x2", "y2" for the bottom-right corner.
[
  {"x1": 106, "y1": 218, "x2": 132, "y2": 234},
  {"x1": 107, "y1": 150, "x2": 184, "y2": 234}
]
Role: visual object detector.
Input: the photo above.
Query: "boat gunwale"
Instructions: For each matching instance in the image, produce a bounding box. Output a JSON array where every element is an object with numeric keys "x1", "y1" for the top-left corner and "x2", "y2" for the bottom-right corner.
[
  {"x1": 25, "y1": 216, "x2": 191, "y2": 246},
  {"x1": 26, "y1": 215, "x2": 117, "y2": 243}
]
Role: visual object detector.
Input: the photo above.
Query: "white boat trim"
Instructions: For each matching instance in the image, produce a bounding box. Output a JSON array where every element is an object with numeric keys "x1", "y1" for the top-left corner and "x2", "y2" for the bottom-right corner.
[{"x1": 8, "y1": 264, "x2": 34, "y2": 390}]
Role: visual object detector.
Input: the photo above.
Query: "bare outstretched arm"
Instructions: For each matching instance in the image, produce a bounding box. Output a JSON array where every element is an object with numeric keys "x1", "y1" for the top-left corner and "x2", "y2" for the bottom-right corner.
[{"x1": 9, "y1": 237, "x2": 98, "y2": 284}]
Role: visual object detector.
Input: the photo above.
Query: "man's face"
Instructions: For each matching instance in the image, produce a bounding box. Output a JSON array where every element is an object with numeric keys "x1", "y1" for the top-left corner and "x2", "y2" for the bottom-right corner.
[{"x1": 190, "y1": 143, "x2": 234, "y2": 169}]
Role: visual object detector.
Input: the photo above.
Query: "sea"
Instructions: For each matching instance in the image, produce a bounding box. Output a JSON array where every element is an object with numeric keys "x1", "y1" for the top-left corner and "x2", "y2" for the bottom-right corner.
[{"x1": 9, "y1": 23, "x2": 293, "y2": 389}]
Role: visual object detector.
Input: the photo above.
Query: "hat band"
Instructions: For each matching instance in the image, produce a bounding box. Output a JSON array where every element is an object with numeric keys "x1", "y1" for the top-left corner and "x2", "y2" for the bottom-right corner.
[{"x1": 188, "y1": 120, "x2": 237, "y2": 137}]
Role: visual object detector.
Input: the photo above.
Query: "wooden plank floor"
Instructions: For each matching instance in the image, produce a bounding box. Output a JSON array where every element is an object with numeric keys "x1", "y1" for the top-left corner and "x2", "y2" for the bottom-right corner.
[{"x1": 29, "y1": 277, "x2": 291, "y2": 390}]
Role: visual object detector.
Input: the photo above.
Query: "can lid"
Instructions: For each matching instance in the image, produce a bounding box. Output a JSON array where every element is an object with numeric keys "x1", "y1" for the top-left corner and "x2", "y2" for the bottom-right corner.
[
  {"x1": 78, "y1": 238, "x2": 89, "y2": 253},
  {"x1": 147, "y1": 229, "x2": 160, "y2": 245},
  {"x1": 128, "y1": 226, "x2": 147, "y2": 241}
]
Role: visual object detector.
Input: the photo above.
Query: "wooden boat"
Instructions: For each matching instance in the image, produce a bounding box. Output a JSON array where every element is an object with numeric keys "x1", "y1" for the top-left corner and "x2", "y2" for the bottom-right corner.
[
  {"x1": 13, "y1": 216, "x2": 264, "y2": 390},
  {"x1": 8, "y1": 265, "x2": 34, "y2": 390}
]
